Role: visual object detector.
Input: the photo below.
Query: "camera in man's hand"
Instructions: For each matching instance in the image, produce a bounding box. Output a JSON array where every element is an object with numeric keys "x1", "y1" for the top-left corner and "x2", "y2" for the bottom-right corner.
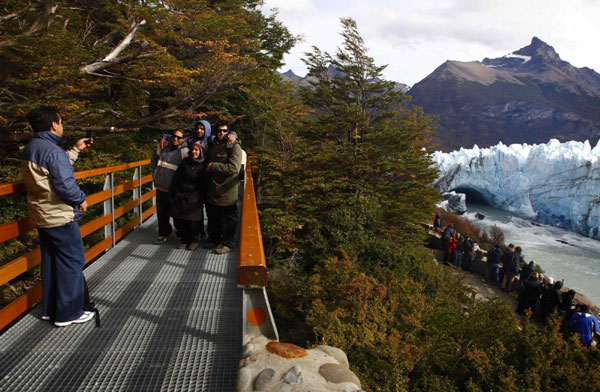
[{"x1": 85, "y1": 130, "x2": 94, "y2": 145}]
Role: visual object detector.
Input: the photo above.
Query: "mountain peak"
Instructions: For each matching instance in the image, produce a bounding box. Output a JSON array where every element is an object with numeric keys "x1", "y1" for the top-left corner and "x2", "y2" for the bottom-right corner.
[
  {"x1": 514, "y1": 36, "x2": 560, "y2": 61},
  {"x1": 481, "y1": 37, "x2": 563, "y2": 71},
  {"x1": 530, "y1": 36, "x2": 545, "y2": 47},
  {"x1": 281, "y1": 69, "x2": 299, "y2": 77}
]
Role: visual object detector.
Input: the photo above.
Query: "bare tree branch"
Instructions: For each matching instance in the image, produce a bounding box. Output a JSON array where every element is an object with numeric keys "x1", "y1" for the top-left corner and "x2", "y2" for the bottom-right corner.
[
  {"x1": 0, "y1": 6, "x2": 36, "y2": 23},
  {"x1": 80, "y1": 20, "x2": 150, "y2": 75},
  {"x1": 67, "y1": 109, "x2": 125, "y2": 122}
]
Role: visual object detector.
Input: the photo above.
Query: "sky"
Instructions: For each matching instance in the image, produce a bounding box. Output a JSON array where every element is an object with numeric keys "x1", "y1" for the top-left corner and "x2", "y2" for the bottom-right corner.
[{"x1": 261, "y1": 0, "x2": 600, "y2": 87}]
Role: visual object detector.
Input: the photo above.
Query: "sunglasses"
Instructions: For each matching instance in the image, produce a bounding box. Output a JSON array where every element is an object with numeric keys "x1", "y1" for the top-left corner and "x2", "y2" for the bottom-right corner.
[
  {"x1": 216, "y1": 129, "x2": 228, "y2": 133},
  {"x1": 171, "y1": 134, "x2": 184, "y2": 140}
]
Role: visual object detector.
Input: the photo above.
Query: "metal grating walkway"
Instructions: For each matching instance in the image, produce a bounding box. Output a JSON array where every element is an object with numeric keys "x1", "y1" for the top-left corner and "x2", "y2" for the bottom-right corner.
[{"x1": 0, "y1": 216, "x2": 242, "y2": 391}]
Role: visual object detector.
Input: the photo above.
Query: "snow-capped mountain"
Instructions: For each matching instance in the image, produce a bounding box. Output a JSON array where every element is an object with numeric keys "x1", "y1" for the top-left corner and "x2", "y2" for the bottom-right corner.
[
  {"x1": 432, "y1": 139, "x2": 600, "y2": 239},
  {"x1": 409, "y1": 37, "x2": 600, "y2": 151}
]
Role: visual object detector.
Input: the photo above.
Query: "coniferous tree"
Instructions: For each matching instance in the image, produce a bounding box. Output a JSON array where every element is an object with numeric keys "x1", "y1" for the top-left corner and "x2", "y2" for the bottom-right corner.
[{"x1": 297, "y1": 17, "x2": 438, "y2": 246}]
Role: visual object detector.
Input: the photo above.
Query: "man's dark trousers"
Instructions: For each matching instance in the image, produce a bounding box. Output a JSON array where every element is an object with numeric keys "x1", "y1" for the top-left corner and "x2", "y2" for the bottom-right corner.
[
  {"x1": 207, "y1": 203, "x2": 238, "y2": 248},
  {"x1": 156, "y1": 190, "x2": 173, "y2": 237},
  {"x1": 38, "y1": 221, "x2": 86, "y2": 323}
]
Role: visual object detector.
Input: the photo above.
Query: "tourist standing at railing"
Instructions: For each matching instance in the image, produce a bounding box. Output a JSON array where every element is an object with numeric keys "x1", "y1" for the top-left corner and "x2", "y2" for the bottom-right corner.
[
  {"x1": 484, "y1": 244, "x2": 502, "y2": 285},
  {"x1": 433, "y1": 212, "x2": 442, "y2": 232},
  {"x1": 150, "y1": 128, "x2": 189, "y2": 244},
  {"x1": 442, "y1": 224, "x2": 454, "y2": 264},
  {"x1": 569, "y1": 304, "x2": 599, "y2": 347},
  {"x1": 169, "y1": 141, "x2": 209, "y2": 251},
  {"x1": 204, "y1": 120, "x2": 243, "y2": 255},
  {"x1": 500, "y1": 244, "x2": 516, "y2": 291},
  {"x1": 21, "y1": 106, "x2": 95, "y2": 327}
]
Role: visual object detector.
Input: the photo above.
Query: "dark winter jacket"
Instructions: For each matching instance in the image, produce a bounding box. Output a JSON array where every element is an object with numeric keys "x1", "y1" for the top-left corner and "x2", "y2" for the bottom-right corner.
[
  {"x1": 150, "y1": 141, "x2": 189, "y2": 192},
  {"x1": 517, "y1": 276, "x2": 541, "y2": 313},
  {"x1": 542, "y1": 283, "x2": 563, "y2": 315},
  {"x1": 169, "y1": 156, "x2": 208, "y2": 221},
  {"x1": 508, "y1": 250, "x2": 523, "y2": 276},
  {"x1": 207, "y1": 138, "x2": 242, "y2": 206},
  {"x1": 520, "y1": 262, "x2": 535, "y2": 283},
  {"x1": 463, "y1": 238, "x2": 474, "y2": 258},
  {"x1": 442, "y1": 226, "x2": 454, "y2": 241},
  {"x1": 433, "y1": 213, "x2": 442, "y2": 229},
  {"x1": 487, "y1": 246, "x2": 502, "y2": 265},
  {"x1": 21, "y1": 131, "x2": 86, "y2": 228},
  {"x1": 560, "y1": 291, "x2": 576, "y2": 319}
]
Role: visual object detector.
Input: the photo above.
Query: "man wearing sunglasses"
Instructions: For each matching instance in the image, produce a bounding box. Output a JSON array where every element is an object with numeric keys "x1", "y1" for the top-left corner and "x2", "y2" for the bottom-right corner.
[
  {"x1": 205, "y1": 120, "x2": 243, "y2": 254},
  {"x1": 150, "y1": 128, "x2": 189, "y2": 243}
]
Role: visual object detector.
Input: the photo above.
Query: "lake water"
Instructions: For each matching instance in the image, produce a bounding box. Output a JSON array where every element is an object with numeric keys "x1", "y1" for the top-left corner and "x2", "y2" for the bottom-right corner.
[{"x1": 464, "y1": 202, "x2": 600, "y2": 305}]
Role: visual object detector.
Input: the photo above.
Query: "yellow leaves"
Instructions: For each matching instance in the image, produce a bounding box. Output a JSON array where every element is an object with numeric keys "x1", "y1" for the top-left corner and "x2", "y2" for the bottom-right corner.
[{"x1": 155, "y1": 68, "x2": 201, "y2": 82}]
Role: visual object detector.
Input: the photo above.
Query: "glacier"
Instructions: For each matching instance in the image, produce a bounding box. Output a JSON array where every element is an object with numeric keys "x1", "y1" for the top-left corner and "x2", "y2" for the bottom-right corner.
[{"x1": 432, "y1": 139, "x2": 600, "y2": 239}]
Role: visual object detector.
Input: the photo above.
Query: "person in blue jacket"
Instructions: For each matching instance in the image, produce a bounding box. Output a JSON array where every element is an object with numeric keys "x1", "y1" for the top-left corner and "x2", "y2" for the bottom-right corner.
[
  {"x1": 433, "y1": 213, "x2": 442, "y2": 231},
  {"x1": 569, "y1": 304, "x2": 599, "y2": 346},
  {"x1": 21, "y1": 106, "x2": 95, "y2": 327}
]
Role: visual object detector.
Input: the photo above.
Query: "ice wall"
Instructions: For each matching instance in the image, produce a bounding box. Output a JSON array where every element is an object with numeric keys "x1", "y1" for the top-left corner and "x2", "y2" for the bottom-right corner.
[{"x1": 432, "y1": 139, "x2": 600, "y2": 239}]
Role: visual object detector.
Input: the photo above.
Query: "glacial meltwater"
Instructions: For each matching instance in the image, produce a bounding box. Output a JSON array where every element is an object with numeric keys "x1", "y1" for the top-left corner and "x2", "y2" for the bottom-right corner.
[{"x1": 465, "y1": 202, "x2": 600, "y2": 305}]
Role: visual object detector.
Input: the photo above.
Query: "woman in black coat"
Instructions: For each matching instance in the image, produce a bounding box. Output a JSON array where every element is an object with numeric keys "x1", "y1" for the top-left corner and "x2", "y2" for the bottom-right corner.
[{"x1": 169, "y1": 141, "x2": 209, "y2": 250}]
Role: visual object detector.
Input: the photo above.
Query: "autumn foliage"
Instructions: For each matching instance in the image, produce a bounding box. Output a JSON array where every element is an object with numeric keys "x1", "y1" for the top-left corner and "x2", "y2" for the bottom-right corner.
[{"x1": 2, "y1": 5, "x2": 599, "y2": 391}]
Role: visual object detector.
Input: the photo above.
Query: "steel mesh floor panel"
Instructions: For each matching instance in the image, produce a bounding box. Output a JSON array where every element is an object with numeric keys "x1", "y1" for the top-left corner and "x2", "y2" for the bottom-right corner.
[{"x1": 0, "y1": 216, "x2": 242, "y2": 391}]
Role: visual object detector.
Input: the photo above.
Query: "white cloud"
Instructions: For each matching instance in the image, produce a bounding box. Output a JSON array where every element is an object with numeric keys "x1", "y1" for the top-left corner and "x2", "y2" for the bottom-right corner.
[{"x1": 262, "y1": 0, "x2": 600, "y2": 86}]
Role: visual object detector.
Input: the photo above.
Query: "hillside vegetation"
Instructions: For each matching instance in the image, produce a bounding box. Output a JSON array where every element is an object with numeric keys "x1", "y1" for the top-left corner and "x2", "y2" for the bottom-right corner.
[{"x1": 1, "y1": 3, "x2": 599, "y2": 390}]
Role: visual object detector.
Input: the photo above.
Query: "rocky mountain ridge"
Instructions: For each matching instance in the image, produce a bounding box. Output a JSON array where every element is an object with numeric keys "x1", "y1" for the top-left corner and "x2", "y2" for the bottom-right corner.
[
  {"x1": 409, "y1": 37, "x2": 600, "y2": 151},
  {"x1": 278, "y1": 65, "x2": 410, "y2": 92}
]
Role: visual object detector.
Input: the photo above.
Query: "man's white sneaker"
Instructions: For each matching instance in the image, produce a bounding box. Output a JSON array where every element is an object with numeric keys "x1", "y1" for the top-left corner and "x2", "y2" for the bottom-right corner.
[
  {"x1": 41, "y1": 315, "x2": 50, "y2": 321},
  {"x1": 54, "y1": 311, "x2": 95, "y2": 327}
]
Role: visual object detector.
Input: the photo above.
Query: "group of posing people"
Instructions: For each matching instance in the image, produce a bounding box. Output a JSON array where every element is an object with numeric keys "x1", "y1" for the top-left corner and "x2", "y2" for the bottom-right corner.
[
  {"x1": 19, "y1": 107, "x2": 244, "y2": 328},
  {"x1": 435, "y1": 216, "x2": 599, "y2": 347},
  {"x1": 150, "y1": 119, "x2": 245, "y2": 254}
]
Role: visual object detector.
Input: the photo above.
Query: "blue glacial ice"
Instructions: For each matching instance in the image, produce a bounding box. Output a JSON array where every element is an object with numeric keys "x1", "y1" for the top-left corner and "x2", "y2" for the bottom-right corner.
[{"x1": 432, "y1": 139, "x2": 600, "y2": 239}]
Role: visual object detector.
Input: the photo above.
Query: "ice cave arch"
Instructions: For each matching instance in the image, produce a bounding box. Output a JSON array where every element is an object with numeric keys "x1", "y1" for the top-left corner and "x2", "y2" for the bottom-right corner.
[{"x1": 450, "y1": 187, "x2": 493, "y2": 206}]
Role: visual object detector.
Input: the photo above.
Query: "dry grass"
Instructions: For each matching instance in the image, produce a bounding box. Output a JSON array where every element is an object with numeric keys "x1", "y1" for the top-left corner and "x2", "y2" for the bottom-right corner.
[{"x1": 436, "y1": 208, "x2": 503, "y2": 250}]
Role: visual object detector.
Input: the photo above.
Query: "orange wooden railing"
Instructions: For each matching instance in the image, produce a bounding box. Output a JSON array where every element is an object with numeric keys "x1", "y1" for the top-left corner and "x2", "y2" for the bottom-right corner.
[
  {"x1": 0, "y1": 159, "x2": 155, "y2": 330},
  {"x1": 237, "y1": 157, "x2": 278, "y2": 342},
  {"x1": 238, "y1": 161, "x2": 267, "y2": 287}
]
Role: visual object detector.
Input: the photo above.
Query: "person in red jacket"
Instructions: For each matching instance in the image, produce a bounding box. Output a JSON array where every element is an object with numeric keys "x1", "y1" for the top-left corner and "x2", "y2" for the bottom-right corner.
[{"x1": 444, "y1": 234, "x2": 458, "y2": 266}]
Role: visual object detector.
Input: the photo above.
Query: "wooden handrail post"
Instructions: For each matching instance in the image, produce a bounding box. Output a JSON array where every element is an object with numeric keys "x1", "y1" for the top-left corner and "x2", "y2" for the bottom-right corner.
[
  {"x1": 136, "y1": 165, "x2": 143, "y2": 226},
  {"x1": 110, "y1": 173, "x2": 116, "y2": 247}
]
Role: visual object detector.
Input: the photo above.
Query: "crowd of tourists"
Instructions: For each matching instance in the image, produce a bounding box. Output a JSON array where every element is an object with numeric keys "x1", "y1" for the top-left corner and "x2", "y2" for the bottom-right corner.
[
  {"x1": 150, "y1": 119, "x2": 245, "y2": 255},
  {"x1": 435, "y1": 215, "x2": 599, "y2": 348},
  {"x1": 439, "y1": 220, "x2": 483, "y2": 273}
]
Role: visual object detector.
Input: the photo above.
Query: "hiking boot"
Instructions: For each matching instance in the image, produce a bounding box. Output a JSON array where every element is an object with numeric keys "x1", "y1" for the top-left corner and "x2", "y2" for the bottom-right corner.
[
  {"x1": 154, "y1": 234, "x2": 170, "y2": 244},
  {"x1": 215, "y1": 245, "x2": 232, "y2": 255},
  {"x1": 54, "y1": 311, "x2": 95, "y2": 327},
  {"x1": 187, "y1": 242, "x2": 200, "y2": 251},
  {"x1": 177, "y1": 238, "x2": 187, "y2": 249}
]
